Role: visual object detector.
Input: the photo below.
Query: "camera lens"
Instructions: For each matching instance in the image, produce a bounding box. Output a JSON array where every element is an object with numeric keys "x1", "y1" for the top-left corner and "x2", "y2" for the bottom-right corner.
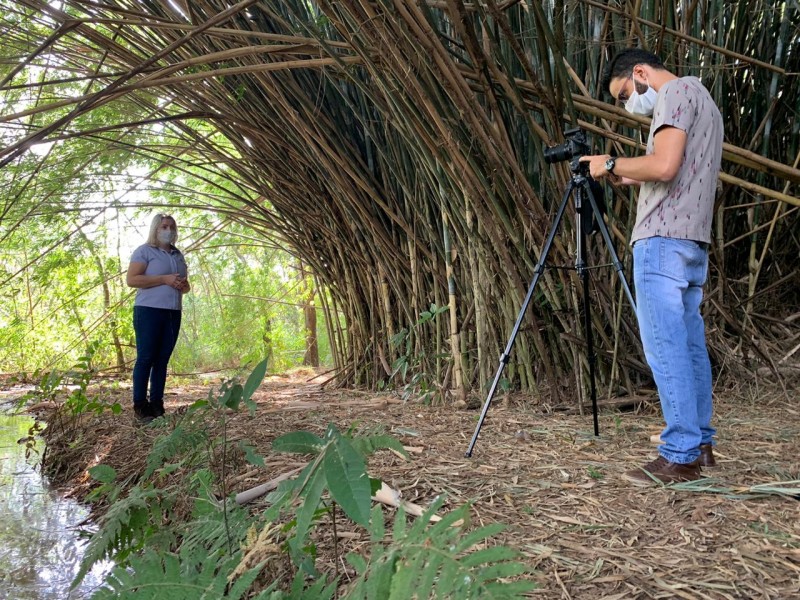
[{"x1": 544, "y1": 142, "x2": 573, "y2": 164}]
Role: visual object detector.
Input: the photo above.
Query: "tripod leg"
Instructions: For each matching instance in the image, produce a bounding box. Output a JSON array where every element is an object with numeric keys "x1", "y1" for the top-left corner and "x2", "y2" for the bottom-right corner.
[
  {"x1": 586, "y1": 187, "x2": 636, "y2": 312},
  {"x1": 575, "y1": 187, "x2": 600, "y2": 436},
  {"x1": 578, "y1": 234, "x2": 600, "y2": 436},
  {"x1": 465, "y1": 183, "x2": 574, "y2": 457},
  {"x1": 579, "y1": 179, "x2": 637, "y2": 436}
]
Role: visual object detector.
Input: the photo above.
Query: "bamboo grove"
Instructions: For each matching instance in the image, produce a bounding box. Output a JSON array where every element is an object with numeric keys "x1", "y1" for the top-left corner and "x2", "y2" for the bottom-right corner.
[{"x1": 1, "y1": 1, "x2": 798, "y2": 404}]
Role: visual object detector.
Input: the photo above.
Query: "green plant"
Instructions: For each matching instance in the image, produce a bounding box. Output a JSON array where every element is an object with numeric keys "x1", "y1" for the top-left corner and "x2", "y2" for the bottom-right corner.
[
  {"x1": 19, "y1": 341, "x2": 122, "y2": 470},
  {"x1": 266, "y1": 424, "x2": 408, "y2": 572},
  {"x1": 73, "y1": 359, "x2": 270, "y2": 592},
  {"x1": 389, "y1": 303, "x2": 449, "y2": 403},
  {"x1": 20, "y1": 340, "x2": 122, "y2": 419},
  {"x1": 345, "y1": 499, "x2": 537, "y2": 598},
  {"x1": 75, "y1": 481, "x2": 171, "y2": 586},
  {"x1": 587, "y1": 466, "x2": 604, "y2": 480},
  {"x1": 75, "y1": 358, "x2": 535, "y2": 598},
  {"x1": 90, "y1": 545, "x2": 282, "y2": 600},
  {"x1": 613, "y1": 415, "x2": 624, "y2": 435}
]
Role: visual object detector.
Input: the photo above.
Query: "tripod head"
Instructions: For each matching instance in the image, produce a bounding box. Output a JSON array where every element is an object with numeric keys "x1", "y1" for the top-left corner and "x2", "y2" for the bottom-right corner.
[
  {"x1": 570, "y1": 155, "x2": 591, "y2": 178},
  {"x1": 570, "y1": 155, "x2": 605, "y2": 236}
]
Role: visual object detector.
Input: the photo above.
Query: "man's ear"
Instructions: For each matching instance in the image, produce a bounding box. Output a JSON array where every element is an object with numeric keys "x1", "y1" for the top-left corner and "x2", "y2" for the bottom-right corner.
[{"x1": 633, "y1": 64, "x2": 649, "y2": 79}]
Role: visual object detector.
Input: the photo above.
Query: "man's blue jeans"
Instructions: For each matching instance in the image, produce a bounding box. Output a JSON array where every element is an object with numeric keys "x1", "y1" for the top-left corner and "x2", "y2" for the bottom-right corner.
[
  {"x1": 633, "y1": 237, "x2": 715, "y2": 464},
  {"x1": 132, "y1": 306, "x2": 181, "y2": 412}
]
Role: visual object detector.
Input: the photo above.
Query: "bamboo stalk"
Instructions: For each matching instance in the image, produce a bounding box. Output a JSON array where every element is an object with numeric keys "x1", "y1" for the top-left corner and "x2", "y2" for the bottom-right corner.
[{"x1": 3, "y1": 0, "x2": 797, "y2": 397}]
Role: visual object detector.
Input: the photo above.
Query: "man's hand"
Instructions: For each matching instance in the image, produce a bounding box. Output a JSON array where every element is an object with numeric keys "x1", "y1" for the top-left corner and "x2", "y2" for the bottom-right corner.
[{"x1": 579, "y1": 155, "x2": 616, "y2": 181}]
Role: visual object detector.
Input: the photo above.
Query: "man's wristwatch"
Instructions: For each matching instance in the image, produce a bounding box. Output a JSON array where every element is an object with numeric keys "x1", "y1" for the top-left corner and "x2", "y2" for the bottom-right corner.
[{"x1": 604, "y1": 157, "x2": 617, "y2": 173}]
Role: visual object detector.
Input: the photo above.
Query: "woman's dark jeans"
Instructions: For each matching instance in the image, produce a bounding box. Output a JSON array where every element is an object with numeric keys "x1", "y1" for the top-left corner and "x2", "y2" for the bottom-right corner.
[{"x1": 132, "y1": 306, "x2": 181, "y2": 414}]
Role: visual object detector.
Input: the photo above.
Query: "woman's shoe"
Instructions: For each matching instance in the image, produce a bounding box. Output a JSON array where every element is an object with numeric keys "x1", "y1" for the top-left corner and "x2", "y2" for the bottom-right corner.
[{"x1": 134, "y1": 404, "x2": 154, "y2": 424}]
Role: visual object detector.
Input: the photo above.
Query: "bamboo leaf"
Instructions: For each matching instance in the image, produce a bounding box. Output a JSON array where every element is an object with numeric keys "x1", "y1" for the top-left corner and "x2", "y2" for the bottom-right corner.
[
  {"x1": 272, "y1": 431, "x2": 325, "y2": 455},
  {"x1": 324, "y1": 433, "x2": 372, "y2": 526},
  {"x1": 288, "y1": 465, "x2": 327, "y2": 560},
  {"x1": 243, "y1": 358, "x2": 268, "y2": 400},
  {"x1": 350, "y1": 434, "x2": 409, "y2": 459},
  {"x1": 454, "y1": 522, "x2": 506, "y2": 553},
  {"x1": 225, "y1": 383, "x2": 244, "y2": 411}
]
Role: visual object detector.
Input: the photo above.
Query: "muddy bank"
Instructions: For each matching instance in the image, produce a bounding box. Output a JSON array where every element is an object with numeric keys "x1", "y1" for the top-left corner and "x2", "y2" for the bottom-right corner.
[{"x1": 28, "y1": 374, "x2": 800, "y2": 598}]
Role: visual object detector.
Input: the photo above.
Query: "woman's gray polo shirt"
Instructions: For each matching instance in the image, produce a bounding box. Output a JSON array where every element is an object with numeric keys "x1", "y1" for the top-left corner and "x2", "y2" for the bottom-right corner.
[{"x1": 130, "y1": 244, "x2": 188, "y2": 310}]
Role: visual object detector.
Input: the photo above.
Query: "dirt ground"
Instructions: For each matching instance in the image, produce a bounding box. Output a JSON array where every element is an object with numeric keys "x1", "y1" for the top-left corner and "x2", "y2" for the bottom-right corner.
[{"x1": 16, "y1": 371, "x2": 800, "y2": 599}]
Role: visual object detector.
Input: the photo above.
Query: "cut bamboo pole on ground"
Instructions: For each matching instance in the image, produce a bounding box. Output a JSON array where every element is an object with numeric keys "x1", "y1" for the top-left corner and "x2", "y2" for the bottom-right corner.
[
  {"x1": 235, "y1": 466, "x2": 305, "y2": 505},
  {"x1": 235, "y1": 466, "x2": 447, "y2": 522}
]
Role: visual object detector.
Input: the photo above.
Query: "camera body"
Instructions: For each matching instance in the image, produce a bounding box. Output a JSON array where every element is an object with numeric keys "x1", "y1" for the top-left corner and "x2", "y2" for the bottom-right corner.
[
  {"x1": 543, "y1": 127, "x2": 591, "y2": 164},
  {"x1": 543, "y1": 127, "x2": 605, "y2": 234}
]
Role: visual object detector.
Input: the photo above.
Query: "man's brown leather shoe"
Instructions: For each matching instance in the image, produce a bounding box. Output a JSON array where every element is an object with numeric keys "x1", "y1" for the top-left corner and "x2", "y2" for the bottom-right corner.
[
  {"x1": 699, "y1": 443, "x2": 716, "y2": 467},
  {"x1": 623, "y1": 456, "x2": 702, "y2": 486}
]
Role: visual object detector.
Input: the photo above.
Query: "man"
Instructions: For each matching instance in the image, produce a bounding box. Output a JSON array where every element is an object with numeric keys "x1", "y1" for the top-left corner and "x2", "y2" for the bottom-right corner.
[{"x1": 580, "y1": 48, "x2": 724, "y2": 485}]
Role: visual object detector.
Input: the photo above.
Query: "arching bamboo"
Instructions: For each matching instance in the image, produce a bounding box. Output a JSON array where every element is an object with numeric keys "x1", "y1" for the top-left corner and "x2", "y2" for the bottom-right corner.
[{"x1": 1, "y1": 0, "x2": 797, "y2": 401}]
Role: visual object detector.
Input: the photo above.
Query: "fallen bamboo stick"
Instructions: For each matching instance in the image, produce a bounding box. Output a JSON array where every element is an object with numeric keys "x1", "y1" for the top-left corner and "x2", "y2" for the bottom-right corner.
[
  {"x1": 371, "y1": 482, "x2": 442, "y2": 522},
  {"x1": 236, "y1": 470, "x2": 447, "y2": 523},
  {"x1": 235, "y1": 466, "x2": 305, "y2": 505},
  {"x1": 372, "y1": 482, "x2": 465, "y2": 525}
]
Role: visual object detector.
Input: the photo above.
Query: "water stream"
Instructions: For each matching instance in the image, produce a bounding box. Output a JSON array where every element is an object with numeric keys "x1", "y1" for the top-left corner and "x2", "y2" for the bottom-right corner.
[{"x1": 0, "y1": 403, "x2": 110, "y2": 599}]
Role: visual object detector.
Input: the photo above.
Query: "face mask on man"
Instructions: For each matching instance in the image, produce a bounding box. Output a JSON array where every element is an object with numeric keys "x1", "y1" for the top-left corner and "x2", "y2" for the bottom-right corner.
[
  {"x1": 624, "y1": 73, "x2": 658, "y2": 116},
  {"x1": 157, "y1": 230, "x2": 175, "y2": 245}
]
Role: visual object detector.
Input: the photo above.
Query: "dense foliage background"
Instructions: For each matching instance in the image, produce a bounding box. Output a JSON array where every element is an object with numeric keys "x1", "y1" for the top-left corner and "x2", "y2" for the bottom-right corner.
[
  {"x1": 0, "y1": 203, "x2": 331, "y2": 374},
  {"x1": 1, "y1": 0, "x2": 797, "y2": 400}
]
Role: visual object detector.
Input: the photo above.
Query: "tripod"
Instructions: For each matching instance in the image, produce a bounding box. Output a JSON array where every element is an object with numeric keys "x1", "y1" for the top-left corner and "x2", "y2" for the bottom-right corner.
[{"x1": 465, "y1": 157, "x2": 637, "y2": 457}]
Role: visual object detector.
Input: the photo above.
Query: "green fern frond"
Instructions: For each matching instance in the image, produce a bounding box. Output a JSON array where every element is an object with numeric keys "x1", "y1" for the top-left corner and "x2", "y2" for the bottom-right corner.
[
  {"x1": 345, "y1": 499, "x2": 537, "y2": 599},
  {"x1": 144, "y1": 424, "x2": 208, "y2": 479},
  {"x1": 280, "y1": 570, "x2": 338, "y2": 600},
  {"x1": 73, "y1": 486, "x2": 165, "y2": 588},
  {"x1": 225, "y1": 560, "x2": 265, "y2": 600},
  {"x1": 90, "y1": 545, "x2": 270, "y2": 600},
  {"x1": 180, "y1": 502, "x2": 251, "y2": 557}
]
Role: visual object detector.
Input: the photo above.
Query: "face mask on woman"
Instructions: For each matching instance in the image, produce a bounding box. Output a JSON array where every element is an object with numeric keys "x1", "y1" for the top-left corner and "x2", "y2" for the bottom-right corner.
[
  {"x1": 625, "y1": 74, "x2": 658, "y2": 116},
  {"x1": 157, "y1": 230, "x2": 175, "y2": 245}
]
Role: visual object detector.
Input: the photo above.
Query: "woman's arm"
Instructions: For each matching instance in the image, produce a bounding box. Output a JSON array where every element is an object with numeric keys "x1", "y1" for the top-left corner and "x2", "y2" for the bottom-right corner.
[{"x1": 127, "y1": 261, "x2": 182, "y2": 289}]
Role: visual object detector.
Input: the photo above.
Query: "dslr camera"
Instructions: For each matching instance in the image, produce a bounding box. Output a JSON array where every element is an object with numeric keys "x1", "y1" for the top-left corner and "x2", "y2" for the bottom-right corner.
[
  {"x1": 543, "y1": 127, "x2": 605, "y2": 234},
  {"x1": 543, "y1": 127, "x2": 590, "y2": 164}
]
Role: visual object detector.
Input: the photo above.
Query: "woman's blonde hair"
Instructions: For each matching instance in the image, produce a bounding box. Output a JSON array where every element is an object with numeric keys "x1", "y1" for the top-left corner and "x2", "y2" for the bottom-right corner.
[{"x1": 146, "y1": 213, "x2": 178, "y2": 246}]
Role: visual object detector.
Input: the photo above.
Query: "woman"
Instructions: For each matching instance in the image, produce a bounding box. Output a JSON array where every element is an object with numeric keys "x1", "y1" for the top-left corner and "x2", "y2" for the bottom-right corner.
[{"x1": 126, "y1": 214, "x2": 190, "y2": 423}]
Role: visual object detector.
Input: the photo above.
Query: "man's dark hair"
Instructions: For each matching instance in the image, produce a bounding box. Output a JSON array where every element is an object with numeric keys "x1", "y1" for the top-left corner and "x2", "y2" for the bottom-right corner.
[{"x1": 602, "y1": 48, "x2": 664, "y2": 95}]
